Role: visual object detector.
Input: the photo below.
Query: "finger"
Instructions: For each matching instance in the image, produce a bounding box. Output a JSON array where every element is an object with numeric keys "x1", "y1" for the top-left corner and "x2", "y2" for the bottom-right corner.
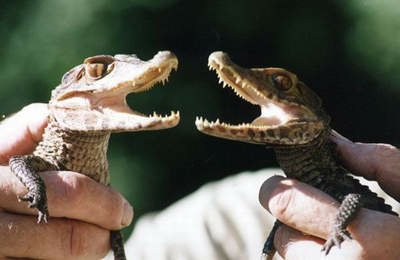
[
  {"x1": 0, "y1": 211, "x2": 109, "y2": 260},
  {"x1": 274, "y1": 225, "x2": 362, "y2": 260},
  {"x1": 0, "y1": 168, "x2": 133, "y2": 230},
  {"x1": 0, "y1": 103, "x2": 48, "y2": 165},
  {"x1": 331, "y1": 131, "x2": 400, "y2": 200},
  {"x1": 259, "y1": 176, "x2": 339, "y2": 239}
]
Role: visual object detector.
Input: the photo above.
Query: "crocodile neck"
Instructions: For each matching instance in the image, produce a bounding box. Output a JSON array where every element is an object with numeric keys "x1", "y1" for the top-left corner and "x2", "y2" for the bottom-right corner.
[
  {"x1": 33, "y1": 116, "x2": 111, "y2": 184},
  {"x1": 273, "y1": 130, "x2": 339, "y2": 183}
]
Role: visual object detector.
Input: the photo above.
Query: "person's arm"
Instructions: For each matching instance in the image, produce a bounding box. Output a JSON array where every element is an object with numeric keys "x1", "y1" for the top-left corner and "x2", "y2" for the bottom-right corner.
[
  {"x1": 0, "y1": 104, "x2": 133, "y2": 259},
  {"x1": 259, "y1": 132, "x2": 400, "y2": 259}
]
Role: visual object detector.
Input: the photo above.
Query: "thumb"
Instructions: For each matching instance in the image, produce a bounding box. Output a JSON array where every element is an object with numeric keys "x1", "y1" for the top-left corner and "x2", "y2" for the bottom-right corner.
[{"x1": 0, "y1": 103, "x2": 48, "y2": 165}]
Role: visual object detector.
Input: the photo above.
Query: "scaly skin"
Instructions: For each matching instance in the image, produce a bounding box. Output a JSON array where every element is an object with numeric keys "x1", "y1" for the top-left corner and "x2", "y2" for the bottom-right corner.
[
  {"x1": 9, "y1": 51, "x2": 180, "y2": 260},
  {"x1": 196, "y1": 51, "x2": 397, "y2": 258}
]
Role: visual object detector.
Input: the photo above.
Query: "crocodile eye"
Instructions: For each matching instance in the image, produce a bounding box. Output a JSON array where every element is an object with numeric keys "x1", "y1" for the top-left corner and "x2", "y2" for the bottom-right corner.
[
  {"x1": 271, "y1": 74, "x2": 292, "y2": 90},
  {"x1": 84, "y1": 55, "x2": 115, "y2": 80},
  {"x1": 85, "y1": 63, "x2": 106, "y2": 79}
]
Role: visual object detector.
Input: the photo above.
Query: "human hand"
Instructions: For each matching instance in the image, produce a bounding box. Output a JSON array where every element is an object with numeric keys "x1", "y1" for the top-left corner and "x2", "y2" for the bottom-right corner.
[
  {"x1": 0, "y1": 104, "x2": 134, "y2": 259},
  {"x1": 259, "y1": 132, "x2": 400, "y2": 259}
]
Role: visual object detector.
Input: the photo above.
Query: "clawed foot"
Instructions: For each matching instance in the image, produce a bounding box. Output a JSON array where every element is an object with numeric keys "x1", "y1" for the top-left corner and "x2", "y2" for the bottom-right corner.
[
  {"x1": 18, "y1": 191, "x2": 49, "y2": 223},
  {"x1": 322, "y1": 229, "x2": 352, "y2": 255},
  {"x1": 262, "y1": 239, "x2": 276, "y2": 260},
  {"x1": 260, "y1": 252, "x2": 274, "y2": 260}
]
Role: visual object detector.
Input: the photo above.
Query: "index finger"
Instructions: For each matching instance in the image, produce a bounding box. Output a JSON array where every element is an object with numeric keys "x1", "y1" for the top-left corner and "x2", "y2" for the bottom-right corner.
[
  {"x1": 0, "y1": 167, "x2": 133, "y2": 230},
  {"x1": 331, "y1": 131, "x2": 400, "y2": 200}
]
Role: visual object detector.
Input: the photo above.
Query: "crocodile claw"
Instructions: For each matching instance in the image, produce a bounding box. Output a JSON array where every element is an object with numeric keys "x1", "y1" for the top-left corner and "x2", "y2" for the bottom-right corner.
[
  {"x1": 18, "y1": 190, "x2": 49, "y2": 224},
  {"x1": 322, "y1": 229, "x2": 352, "y2": 255}
]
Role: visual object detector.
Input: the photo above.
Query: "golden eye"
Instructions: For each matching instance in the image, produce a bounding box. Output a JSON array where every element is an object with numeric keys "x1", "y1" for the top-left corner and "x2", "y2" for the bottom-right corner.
[
  {"x1": 271, "y1": 74, "x2": 292, "y2": 90},
  {"x1": 85, "y1": 63, "x2": 106, "y2": 79},
  {"x1": 83, "y1": 55, "x2": 115, "y2": 80}
]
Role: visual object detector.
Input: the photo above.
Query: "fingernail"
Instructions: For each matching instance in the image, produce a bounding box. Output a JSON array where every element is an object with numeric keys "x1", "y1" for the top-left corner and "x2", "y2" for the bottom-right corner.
[
  {"x1": 259, "y1": 175, "x2": 285, "y2": 210},
  {"x1": 330, "y1": 130, "x2": 352, "y2": 144},
  {"x1": 121, "y1": 201, "x2": 134, "y2": 227}
]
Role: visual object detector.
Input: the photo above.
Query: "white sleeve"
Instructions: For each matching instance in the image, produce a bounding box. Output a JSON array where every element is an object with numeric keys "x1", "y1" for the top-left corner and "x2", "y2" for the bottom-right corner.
[{"x1": 118, "y1": 168, "x2": 399, "y2": 260}]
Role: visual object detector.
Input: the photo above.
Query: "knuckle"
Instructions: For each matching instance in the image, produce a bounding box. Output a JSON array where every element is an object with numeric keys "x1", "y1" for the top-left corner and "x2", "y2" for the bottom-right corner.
[
  {"x1": 268, "y1": 180, "x2": 297, "y2": 220},
  {"x1": 374, "y1": 143, "x2": 399, "y2": 157},
  {"x1": 372, "y1": 143, "x2": 400, "y2": 172},
  {"x1": 62, "y1": 220, "x2": 109, "y2": 259}
]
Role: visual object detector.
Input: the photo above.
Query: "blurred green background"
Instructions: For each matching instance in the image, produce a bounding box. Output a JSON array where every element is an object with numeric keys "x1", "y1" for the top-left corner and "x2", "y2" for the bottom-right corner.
[{"x1": 1, "y1": 0, "x2": 399, "y2": 236}]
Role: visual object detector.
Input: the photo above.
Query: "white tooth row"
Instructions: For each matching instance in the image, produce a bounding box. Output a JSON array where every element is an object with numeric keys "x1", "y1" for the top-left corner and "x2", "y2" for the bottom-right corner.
[
  {"x1": 208, "y1": 61, "x2": 218, "y2": 71},
  {"x1": 209, "y1": 62, "x2": 268, "y2": 102},
  {"x1": 195, "y1": 116, "x2": 258, "y2": 128},
  {"x1": 149, "y1": 111, "x2": 180, "y2": 119},
  {"x1": 195, "y1": 117, "x2": 222, "y2": 127},
  {"x1": 160, "y1": 76, "x2": 169, "y2": 85}
]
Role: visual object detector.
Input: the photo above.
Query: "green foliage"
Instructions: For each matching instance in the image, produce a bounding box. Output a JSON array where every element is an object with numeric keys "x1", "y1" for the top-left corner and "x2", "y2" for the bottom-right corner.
[{"x1": 345, "y1": 0, "x2": 400, "y2": 87}]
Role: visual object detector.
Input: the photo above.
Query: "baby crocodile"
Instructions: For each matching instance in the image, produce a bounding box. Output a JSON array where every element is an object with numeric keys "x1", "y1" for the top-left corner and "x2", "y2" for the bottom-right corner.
[
  {"x1": 9, "y1": 51, "x2": 180, "y2": 260},
  {"x1": 196, "y1": 51, "x2": 397, "y2": 258}
]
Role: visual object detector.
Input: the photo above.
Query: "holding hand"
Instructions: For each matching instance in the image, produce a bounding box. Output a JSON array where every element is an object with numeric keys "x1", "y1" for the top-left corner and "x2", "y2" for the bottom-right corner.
[
  {"x1": 259, "y1": 132, "x2": 400, "y2": 259},
  {"x1": 0, "y1": 104, "x2": 133, "y2": 259}
]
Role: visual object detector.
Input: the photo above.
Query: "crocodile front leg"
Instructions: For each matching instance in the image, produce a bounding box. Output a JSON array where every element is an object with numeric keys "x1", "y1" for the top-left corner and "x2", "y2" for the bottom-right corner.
[
  {"x1": 322, "y1": 193, "x2": 362, "y2": 254},
  {"x1": 9, "y1": 155, "x2": 56, "y2": 223}
]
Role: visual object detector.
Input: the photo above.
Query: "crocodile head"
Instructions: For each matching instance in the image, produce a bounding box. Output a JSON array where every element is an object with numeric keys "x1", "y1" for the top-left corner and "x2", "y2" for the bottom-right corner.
[
  {"x1": 49, "y1": 51, "x2": 180, "y2": 132},
  {"x1": 196, "y1": 51, "x2": 330, "y2": 145}
]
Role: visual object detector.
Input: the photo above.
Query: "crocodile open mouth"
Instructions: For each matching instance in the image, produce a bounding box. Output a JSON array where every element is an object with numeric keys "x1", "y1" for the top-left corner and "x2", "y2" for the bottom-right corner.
[
  {"x1": 195, "y1": 52, "x2": 315, "y2": 144},
  {"x1": 52, "y1": 51, "x2": 180, "y2": 132},
  {"x1": 94, "y1": 52, "x2": 180, "y2": 131}
]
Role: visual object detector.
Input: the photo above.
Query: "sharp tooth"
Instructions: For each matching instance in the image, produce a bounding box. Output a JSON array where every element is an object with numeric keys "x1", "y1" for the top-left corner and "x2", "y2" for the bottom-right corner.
[
  {"x1": 222, "y1": 82, "x2": 227, "y2": 88},
  {"x1": 235, "y1": 78, "x2": 240, "y2": 84}
]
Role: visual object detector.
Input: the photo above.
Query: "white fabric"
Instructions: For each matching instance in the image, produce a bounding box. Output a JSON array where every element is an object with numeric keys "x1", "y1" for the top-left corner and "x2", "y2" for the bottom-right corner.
[{"x1": 107, "y1": 168, "x2": 399, "y2": 260}]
